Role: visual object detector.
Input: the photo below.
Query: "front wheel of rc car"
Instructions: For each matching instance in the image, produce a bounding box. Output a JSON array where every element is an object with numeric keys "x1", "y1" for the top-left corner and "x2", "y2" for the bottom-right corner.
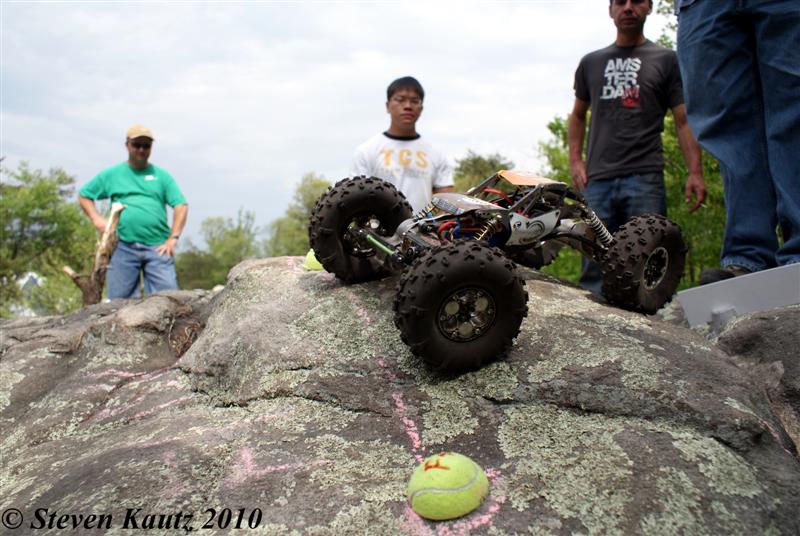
[
  {"x1": 601, "y1": 214, "x2": 687, "y2": 314},
  {"x1": 393, "y1": 242, "x2": 528, "y2": 373},
  {"x1": 308, "y1": 176, "x2": 413, "y2": 283}
]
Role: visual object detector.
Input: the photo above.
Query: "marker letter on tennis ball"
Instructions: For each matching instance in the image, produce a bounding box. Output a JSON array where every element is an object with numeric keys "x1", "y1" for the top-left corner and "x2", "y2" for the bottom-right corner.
[{"x1": 407, "y1": 452, "x2": 489, "y2": 520}]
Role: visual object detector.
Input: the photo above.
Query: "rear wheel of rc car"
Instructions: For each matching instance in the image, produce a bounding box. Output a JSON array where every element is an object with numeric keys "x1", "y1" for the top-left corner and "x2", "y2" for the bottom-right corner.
[
  {"x1": 601, "y1": 214, "x2": 687, "y2": 314},
  {"x1": 393, "y1": 241, "x2": 528, "y2": 373},
  {"x1": 309, "y1": 176, "x2": 413, "y2": 283}
]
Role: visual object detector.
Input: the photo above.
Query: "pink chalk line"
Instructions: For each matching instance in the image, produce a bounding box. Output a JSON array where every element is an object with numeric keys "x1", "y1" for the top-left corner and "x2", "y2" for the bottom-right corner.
[
  {"x1": 253, "y1": 412, "x2": 285, "y2": 424},
  {"x1": 224, "y1": 446, "x2": 330, "y2": 488},
  {"x1": 379, "y1": 357, "x2": 399, "y2": 381},
  {"x1": 376, "y1": 357, "x2": 424, "y2": 463},
  {"x1": 86, "y1": 367, "x2": 189, "y2": 421},
  {"x1": 286, "y1": 257, "x2": 305, "y2": 273},
  {"x1": 160, "y1": 450, "x2": 186, "y2": 500},
  {"x1": 91, "y1": 369, "x2": 143, "y2": 379},
  {"x1": 343, "y1": 288, "x2": 373, "y2": 327},
  {"x1": 135, "y1": 437, "x2": 174, "y2": 449},
  {"x1": 132, "y1": 395, "x2": 195, "y2": 420},
  {"x1": 395, "y1": 395, "x2": 423, "y2": 457},
  {"x1": 163, "y1": 450, "x2": 178, "y2": 468},
  {"x1": 93, "y1": 394, "x2": 194, "y2": 421},
  {"x1": 484, "y1": 468, "x2": 501, "y2": 479},
  {"x1": 319, "y1": 272, "x2": 337, "y2": 283},
  {"x1": 90, "y1": 369, "x2": 170, "y2": 384}
]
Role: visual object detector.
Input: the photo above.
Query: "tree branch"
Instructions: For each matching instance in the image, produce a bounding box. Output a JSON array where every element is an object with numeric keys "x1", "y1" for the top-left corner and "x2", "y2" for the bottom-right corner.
[{"x1": 64, "y1": 202, "x2": 125, "y2": 305}]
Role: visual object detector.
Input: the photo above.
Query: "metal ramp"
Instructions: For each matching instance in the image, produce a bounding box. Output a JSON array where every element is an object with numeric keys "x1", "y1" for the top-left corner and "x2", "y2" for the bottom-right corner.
[{"x1": 677, "y1": 264, "x2": 800, "y2": 330}]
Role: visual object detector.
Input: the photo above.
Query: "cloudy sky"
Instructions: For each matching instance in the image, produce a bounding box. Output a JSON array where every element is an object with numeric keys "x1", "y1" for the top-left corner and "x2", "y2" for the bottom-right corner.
[{"x1": 2, "y1": 1, "x2": 671, "y2": 246}]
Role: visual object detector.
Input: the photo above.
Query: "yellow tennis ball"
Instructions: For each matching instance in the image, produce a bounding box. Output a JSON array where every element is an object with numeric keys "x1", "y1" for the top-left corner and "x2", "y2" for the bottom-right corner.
[
  {"x1": 407, "y1": 452, "x2": 489, "y2": 521},
  {"x1": 303, "y1": 248, "x2": 324, "y2": 271}
]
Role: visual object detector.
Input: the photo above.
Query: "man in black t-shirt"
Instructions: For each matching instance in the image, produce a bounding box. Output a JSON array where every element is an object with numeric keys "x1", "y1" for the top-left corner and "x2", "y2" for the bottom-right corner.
[{"x1": 568, "y1": 0, "x2": 706, "y2": 296}]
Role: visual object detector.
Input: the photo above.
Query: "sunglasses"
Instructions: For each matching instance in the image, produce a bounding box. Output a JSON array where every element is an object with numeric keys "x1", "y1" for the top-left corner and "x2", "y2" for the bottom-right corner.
[{"x1": 131, "y1": 142, "x2": 152, "y2": 150}]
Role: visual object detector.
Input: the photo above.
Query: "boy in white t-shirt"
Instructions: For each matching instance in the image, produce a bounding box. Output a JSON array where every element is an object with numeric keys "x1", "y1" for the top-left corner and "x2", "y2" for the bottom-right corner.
[{"x1": 352, "y1": 76, "x2": 454, "y2": 212}]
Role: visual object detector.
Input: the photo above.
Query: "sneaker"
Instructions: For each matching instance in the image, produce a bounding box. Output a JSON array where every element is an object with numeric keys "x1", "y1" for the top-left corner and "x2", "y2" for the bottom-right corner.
[{"x1": 698, "y1": 264, "x2": 752, "y2": 286}]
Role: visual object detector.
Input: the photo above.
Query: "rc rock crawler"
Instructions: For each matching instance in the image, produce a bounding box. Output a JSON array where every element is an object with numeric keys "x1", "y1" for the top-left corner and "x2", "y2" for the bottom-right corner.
[{"x1": 309, "y1": 171, "x2": 687, "y2": 373}]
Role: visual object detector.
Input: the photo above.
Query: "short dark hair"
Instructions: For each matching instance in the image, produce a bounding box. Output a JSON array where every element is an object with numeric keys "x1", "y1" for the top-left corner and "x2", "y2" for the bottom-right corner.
[
  {"x1": 609, "y1": 0, "x2": 652, "y2": 5},
  {"x1": 387, "y1": 76, "x2": 425, "y2": 101}
]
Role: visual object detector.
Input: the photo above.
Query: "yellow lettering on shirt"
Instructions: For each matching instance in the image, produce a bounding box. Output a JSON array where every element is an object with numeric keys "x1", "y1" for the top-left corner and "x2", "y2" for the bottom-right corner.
[
  {"x1": 381, "y1": 149, "x2": 394, "y2": 167},
  {"x1": 399, "y1": 149, "x2": 412, "y2": 166},
  {"x1": 416, "y1": 151, "x2": 428, "y2": 168}
]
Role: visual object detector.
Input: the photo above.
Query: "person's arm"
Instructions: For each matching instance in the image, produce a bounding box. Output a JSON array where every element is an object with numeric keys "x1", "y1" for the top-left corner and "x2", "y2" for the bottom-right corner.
[
  {"x1": 156, "y1": 204, "x2": 188, "y2": 257},
  {"x1": 672, "y1": 104, "x2": 707, "y2": 213},
  {"x1": 79, "y1": 196, "x2": 108, "y2": 233},
  {"x1": 568, "y1": 98, "x2": 590, "y2": 190},
  {"x1": 433, "y1": 186, "x2": 454, "y2": 194}
]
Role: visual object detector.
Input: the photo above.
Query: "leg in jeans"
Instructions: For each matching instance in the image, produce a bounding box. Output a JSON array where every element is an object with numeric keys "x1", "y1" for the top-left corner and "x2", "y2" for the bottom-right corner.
[
  {"x1": 142, "y1": 245, "x2": 179, "y2": 295},
  {"x1": 107, "y1": 241, "x2": 143, "y2": 299},
  {"x1": 755, "y1": 1, "x2": 800, "y2": 266},
  {"x1": 678, "y1": 0, "x2": 800, "y2": 270},
  {"x1": 622, "y1": 172, "x2": 667, "y2": 222}
]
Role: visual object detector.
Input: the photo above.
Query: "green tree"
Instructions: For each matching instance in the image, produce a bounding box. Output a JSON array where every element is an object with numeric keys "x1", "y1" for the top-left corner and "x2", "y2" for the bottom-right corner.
[
  {"x1": 175, "y1": 209, "x2": 260, "y2": 289},
  {"x1": 655, "y1": 0, "x2": 678, "y2": 48},
  {"x1": 661, "y1": 114, "x2": 726, "y2": 285},
  {"x1": 535, "y1": 116, "x2": 588, "y2": 283},
  {"x1": 1, "y1": 162, "x2": 96, "y2": 317},
  {"x1": 453, "y1": 151, "x2": 514, "y2": 192},
  {"x1": 263, "y1": 172, "x2": 331, "y2": 256}
]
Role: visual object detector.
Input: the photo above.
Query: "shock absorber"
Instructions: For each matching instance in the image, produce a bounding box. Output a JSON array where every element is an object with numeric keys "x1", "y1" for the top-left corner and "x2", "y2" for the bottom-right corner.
[
  {"x1": 476, "y1": 218, "x2": 500, "y2": 241},
  {"x1": 413, "y1": 203, "x2": 434, "y2": 221},
  {"x1": 586, "y1": 209, "x2": 614, "y2": 247}
]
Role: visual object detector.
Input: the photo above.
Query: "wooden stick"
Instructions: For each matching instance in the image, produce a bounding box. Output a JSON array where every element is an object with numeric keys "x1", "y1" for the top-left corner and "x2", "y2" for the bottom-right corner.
[{"x1": 64, "y1": 202, "x2": 126, "y2": 305}]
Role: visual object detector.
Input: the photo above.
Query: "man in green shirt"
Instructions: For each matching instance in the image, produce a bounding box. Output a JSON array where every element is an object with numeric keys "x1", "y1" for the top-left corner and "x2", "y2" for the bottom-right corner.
[{"x1": 79, "y1": 125, "x2": 188, "y2": 299}]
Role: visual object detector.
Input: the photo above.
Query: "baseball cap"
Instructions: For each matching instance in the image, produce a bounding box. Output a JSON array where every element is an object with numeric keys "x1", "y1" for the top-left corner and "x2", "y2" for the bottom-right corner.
[{"x1": 126, "y1": 124, "x2": 154, "y2": 140}]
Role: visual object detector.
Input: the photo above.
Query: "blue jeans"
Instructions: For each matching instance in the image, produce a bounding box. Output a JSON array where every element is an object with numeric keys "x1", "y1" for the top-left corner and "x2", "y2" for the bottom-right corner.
[
  {"x1": 677, "y1": 0, "x2": 800, "y2": 272},
  {"x1": 579, "y1": 172, "x2": 668, "y2": 295},
  {"x1": 107, "y1": 240, "x2": 179, "y2": 299}
]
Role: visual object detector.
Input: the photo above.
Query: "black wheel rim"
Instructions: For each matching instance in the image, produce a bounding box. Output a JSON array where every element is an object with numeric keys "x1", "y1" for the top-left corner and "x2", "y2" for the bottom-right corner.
[
  {"x1": 643, "y1": 246, "x2": 669, "y2": 290},
  {"x1": 437, "y1": 287, "x2": 496, "y2": 342}
]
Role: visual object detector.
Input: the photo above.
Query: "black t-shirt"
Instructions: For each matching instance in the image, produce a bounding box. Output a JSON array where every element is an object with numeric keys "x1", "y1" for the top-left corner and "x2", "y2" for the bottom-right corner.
[{"x1": 574, "y1": 40, "x2": 684, "y2": 181}]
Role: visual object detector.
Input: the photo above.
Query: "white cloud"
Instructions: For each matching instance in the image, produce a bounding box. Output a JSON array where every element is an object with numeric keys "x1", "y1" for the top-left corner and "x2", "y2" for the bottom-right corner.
[{"x1": 1, "y1": 1, "x2": 672, "y2": 246}]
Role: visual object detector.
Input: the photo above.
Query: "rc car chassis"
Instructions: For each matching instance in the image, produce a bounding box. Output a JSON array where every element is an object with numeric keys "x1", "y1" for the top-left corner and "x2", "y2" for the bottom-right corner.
[{"x1": 309, "y1": 170, "x2": 687, "y2": 372}]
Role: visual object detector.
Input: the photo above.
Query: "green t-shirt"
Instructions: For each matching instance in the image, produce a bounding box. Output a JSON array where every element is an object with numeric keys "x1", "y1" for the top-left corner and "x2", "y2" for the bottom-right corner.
[{"x1": 80, "y1": 162, "x2": 187, "y2": 245}]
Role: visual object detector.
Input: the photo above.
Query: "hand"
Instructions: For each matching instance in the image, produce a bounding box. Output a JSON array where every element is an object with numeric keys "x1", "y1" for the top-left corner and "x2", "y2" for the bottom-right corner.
[
  {"x1": 92, "y1": 217, "x2": 108, "y2": 233},
  {"x1": 684, "y1": 172, "x2": 707, "y2": 213},
  {"x1": 570, "y1": 160, "x2": 588, "y2": 191},
  {"x1": 156, "y1": 237, "x2": 178, "y2": 257}
]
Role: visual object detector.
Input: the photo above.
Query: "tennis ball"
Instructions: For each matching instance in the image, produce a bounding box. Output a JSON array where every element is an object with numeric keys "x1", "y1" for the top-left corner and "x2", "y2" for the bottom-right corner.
[
  {"x1": 303, "y1": 248, "x2": 324, "y2": 271},
  {"x1": 407, "y1": 452, "x2": 489, "y2": 521}
]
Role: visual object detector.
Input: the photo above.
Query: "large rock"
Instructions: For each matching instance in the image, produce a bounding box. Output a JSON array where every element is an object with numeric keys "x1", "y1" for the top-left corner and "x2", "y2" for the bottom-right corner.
[
  {"x1": 1, "y1": 257, "x2": 798, "y2": 535},
  {"x1": 714, "y1": 305, "x2": 800, "y2": 452}
]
